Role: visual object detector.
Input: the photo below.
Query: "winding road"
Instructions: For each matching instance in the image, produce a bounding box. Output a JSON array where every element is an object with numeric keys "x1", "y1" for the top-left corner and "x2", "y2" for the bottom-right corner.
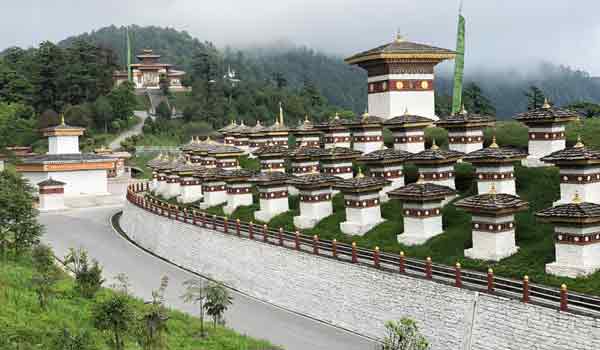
[
  {"x1": 40, "y1": 206, "x2": 376, "y2": 350},
  {"x1": 109, "y1": 111, "x2": 148, "y2": 150}
]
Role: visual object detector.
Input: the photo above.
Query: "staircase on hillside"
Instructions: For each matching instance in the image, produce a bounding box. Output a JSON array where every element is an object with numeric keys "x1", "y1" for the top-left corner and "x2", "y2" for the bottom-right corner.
[{"x1": 145, "y1": 89, "x2": 181, "y2": 119}]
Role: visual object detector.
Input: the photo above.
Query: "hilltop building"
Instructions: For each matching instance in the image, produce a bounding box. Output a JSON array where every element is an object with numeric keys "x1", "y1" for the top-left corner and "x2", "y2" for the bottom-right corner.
[
  {"x1": 113, "y1": 49, "x2": 188, "y2": 91},
  {"x1": 345, "y1": 35, "x2": 455, "y2": 120}
]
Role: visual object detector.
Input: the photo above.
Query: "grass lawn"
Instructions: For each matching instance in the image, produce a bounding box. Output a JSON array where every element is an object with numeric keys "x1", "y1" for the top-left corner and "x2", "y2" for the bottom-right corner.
[{"x1": 0, "y1": 255, "x2": 278, "y2": 350}]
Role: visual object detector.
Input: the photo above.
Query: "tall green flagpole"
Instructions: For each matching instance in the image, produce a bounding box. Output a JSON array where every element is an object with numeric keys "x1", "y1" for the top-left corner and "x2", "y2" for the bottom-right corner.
[
  {"x1": 126, "y1": 26, "x2": 132, "y2": 82},
  {"x1": 451, "y1": 2, "x2": 466, "y2": 115}
]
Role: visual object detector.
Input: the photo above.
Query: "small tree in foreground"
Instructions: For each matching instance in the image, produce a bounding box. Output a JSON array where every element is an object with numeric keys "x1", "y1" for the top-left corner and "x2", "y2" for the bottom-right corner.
[
  {"x1": 64, "y1": 247, "x2": 105, "y2": 298},
  {"x1": 204, "y1": 282, "x2": 232, "y2": 329},
  {"x1": 181, "y1": 278, "x2": 208, "y2": 337},
  {"x1": 381, "y1": 318, "x2": 429, "y2": 350},
  {"x1": 31, "y1": 244, "x2": 60, "y2": 309},
  {"x1": 138, "y1": 276, "x2": 170, "y2": 350},
  {"x1": 92, "y1": 293, "x2": 136, "y2": 350}
]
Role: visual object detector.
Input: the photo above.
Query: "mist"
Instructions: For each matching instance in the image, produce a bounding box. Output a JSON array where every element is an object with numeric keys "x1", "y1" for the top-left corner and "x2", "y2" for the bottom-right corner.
[{"x1": 3, "y1": 0, "x2": 599, "y2": 75}]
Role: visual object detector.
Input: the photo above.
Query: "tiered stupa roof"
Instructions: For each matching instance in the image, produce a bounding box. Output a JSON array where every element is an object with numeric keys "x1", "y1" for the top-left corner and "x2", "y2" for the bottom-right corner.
[
  {"x1": 388, "y1": 181, "x2": 456, "y2": 202},
  {"x1": 316, "y1": 147, "x2": 363, "y2": 161},
  {"x1": 383, "y1": 109, "x2": 435, "y2": 129},
  {"x1": 218, "y1": 120, "x2": 238, "y2": 134},
  {"x1": 344, "y1": 36, "x2": 456, "y2": 66},
  {"x1": 248, "y1": 120, "x2": 267, "y2": 136},
  {"x1": 314, "y1": 113, "x2": 350, "y2": 131},
  {"x1": 536, "y1": 194, "x2": 600, "y2": 225},
  {"x1": 514, "y1": 99, "x2": 579, "y2": 124},
  {"x1": 455, "y1": 187, "x2": 529, "y2": 216},
  {"x1": 248, "y1": 171, "x2": 292, "y2": 186},
  {"x1": 463, "y1": 137, "x2": 528, "y2": 164},
  {"x1": 435, "y1": 106, "x2": 495, "y2": 129},
  {"x1": 218, "y1": 168, "x2": 256, "y2": 182},
  {"x1": 408, "y1": 141, "x2": 465, "y2": 164},
  {"x1": 41, "y1": 116, "x2": 85, "y2": 136},
  {"x1": 286, "y1": 146, "x2": 323, "y2": 160},
  {"x1": 540, "y1": 137, "x2": 600, "y2": 165},
  {"x1": 291, "y1": 116, "x2": 323, "y2": 136},
  {"x1": 37, "y1": 178, "x2": 67, "y2": 187},
  {"x1": 358, "y1": 147, "x2": 413, "y2": 165},
  {"x1": 334, "y1": 169, "x2": 390, "y2": 192},
  {"x1": 342, "y1": 112, "x2": 384, "y2": 129},
  {"x1": 287, "y1": 173, "x2": 341, "y2": 189},
  {"x1": 253, "y1": 144, "x2": 289, "y2": 157}
]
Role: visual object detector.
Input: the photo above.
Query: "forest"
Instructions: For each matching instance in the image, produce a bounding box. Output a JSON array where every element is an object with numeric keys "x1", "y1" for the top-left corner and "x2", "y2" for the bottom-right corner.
[{"x1": 59, "y1": 25, "x2": 600, "y2": 119}]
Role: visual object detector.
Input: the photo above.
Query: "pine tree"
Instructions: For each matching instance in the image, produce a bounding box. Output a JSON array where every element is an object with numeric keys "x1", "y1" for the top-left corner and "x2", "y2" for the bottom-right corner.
[{"x1": 525, "y1": 86, "x2": 546, "y2": 110}]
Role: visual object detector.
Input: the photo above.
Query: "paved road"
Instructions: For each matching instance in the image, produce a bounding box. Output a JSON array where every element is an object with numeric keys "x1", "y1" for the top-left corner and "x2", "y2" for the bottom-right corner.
[
  {"x1": 109, "y1": 111, "x2": 148, "y2": 150},
  {"x1": 40, "y1": 206, "x2": 377, "y2": 350}
]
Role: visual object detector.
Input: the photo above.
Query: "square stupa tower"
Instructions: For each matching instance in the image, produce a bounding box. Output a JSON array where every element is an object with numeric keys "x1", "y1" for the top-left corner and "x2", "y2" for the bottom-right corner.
[{"x1": 345, "y1": 35, "x2": 455, "y2": 120}]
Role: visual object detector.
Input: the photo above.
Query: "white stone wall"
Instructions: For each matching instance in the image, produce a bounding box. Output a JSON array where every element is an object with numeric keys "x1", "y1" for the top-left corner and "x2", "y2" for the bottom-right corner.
[
  {"x1": 324, "y1": 131, "x2": 351, "y2": 149},
  {"x1": 164, "y1": 181, "x2": 181, "y2": 199},
  {"x1": 547, "y1": 225, "x2": 600, "y2": 278},
  {"x1": 392, "y1": 130, "x2": 425, "y2": 153},
  {"x1": 475, "y1": 165, "x2": 516, "y2": 195},
  {"x1": 352, "y1": 130, "x2": 384, "y2": 154},
  {"x1": 122, "y1": 202, "x2": 600, "y2": 350},
  {"x1": 367, "y1": 74, "x2": 436, "y2": 120},
  {"x1": 256, "y1": 185, "x2": 289, "y2": 222},
  {"x1": 201, "y1": 181, "x2": 228, "y2": 208},
  {"x1": 22, "y1": 170, "x2": 108, "y2": 196},
  {"x1": 294, "y1": 189, "x2": 333, "y2": 229},
  {"x1": 418, "y1": 165, "x2": 455, "y2": 189},
  {"x1": 448, "y1": 129, "x2": 484, "y2": 154},
  {"x1": 341, "y1": 192, "x2": 384, "y2": 235},
  {"x1": 224, "y1": 184, "x2": 253, "y2": 215},
  {"x1": 48, "y1": 135, "x2": 80, "y2": 155},
  {"x1": 527, "y1": 125, "x2": 566, "y2": 165},
  {"x1": 399, "y1": 201, "x2": 443, "y2": 246},
  {"x1": 39, "y1": 192, "x2": 66, "y2": 211},
  {"x1": 465, "y1": 215, "x2": 518, "y2": 261},
  {"x1": 556, "y1": 167, "x2": 600, "y2": 205},
  {"x1": 179, "y1": 184, "x2": 203, "y2": 204}
]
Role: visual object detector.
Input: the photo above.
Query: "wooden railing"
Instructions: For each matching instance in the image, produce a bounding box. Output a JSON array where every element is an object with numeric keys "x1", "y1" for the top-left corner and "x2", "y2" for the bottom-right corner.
[{"x1": 126, "y1": 182, "x2": 600, "y2": 318}]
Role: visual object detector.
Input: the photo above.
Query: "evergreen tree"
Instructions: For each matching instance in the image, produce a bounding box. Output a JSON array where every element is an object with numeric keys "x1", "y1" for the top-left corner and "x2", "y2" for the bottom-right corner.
[
  {"x1": 525, "y1": 86, "x2": 546, "y2": 110},
  {"x1": 31, "y1": 41, "x2": 66, "y2": 112},
  {"x1": 463, "y1": 82, "x2": 496, "y2": 115},
  {"x1": 92, "y1": 293, "x2": 136, "y2": 350},
  {"x1": 108, "y1": 81, "x2": 136, "y2": 121}
]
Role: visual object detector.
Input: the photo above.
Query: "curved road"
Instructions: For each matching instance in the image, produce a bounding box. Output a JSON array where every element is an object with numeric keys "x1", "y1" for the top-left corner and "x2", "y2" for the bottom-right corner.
[
  {"x1": 109, "y1": 111, "x2": 148, "y2": 150},
  {"x1": 40, "y1": 206, "x2": 376, "y2": 350}
]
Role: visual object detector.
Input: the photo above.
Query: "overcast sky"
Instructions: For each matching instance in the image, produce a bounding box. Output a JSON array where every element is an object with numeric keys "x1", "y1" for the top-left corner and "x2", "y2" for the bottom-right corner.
[{"x1": 4, "y1": 0, "x2": 600, "y2": 75}]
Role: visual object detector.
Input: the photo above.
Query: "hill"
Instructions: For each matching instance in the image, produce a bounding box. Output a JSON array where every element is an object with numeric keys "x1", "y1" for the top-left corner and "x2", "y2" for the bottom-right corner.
[{"x1": 59, "y1": 25, "x2": 600, "y2": 119}]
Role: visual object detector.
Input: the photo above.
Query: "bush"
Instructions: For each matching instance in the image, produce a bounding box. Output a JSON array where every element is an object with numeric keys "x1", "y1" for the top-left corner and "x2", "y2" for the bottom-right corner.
[{"x1": 64, "y1": 248, "x2": 105, "y2": 298}]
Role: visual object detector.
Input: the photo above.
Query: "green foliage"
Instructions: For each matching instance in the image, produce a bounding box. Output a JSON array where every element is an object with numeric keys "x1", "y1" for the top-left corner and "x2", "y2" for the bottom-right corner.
[
  {"x1": 64, "y1": 248, "x2": 105, "y2": 299},
  {"x1": 381, "y1": 318, "x2": 429, "y2": 350},
  {"x1": 0, "y1": 102, "x2": 37, "y2": 148},
  {"x1": 31, "y1": 244, "x2": 61, "y2": 309},
  {"x1": 137, "y1": 276, "x2": 170, "y2": 350},
  {"x1": 0, "y1": 170, "x2": 42, "y2": 258},
  {"x1": 155, "y1": 101, "x2": 172, "y2": 119},
  {"x1": 92, "y1": 293, "x2": 136, "y2": 350},
  {"x1": 565, "y1": 101, "x2": 600, "y2": 118},
  {"x1": 51, "y1": 328, "x2": 97, "y2": 350},
  {"x1": 108, "y1": 81, "x2": 137, "y2": 121},
  {"x1": 525, "y1": 85, "x2": 546, "y2": 110},
  {"x1": 181, "y1": 278, "x2": 209, "y2": 338},
  {"x1": 204, "y1": 282, "x2": 233, "y2": 329},
  {"x1": 462, "y1": 82, "x2": 496, "y2": 116}
]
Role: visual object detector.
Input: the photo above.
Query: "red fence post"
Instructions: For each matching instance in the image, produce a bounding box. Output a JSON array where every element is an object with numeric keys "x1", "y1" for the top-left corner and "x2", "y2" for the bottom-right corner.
[
  {"x1": 522, "y1": 275, "x2": 530, "y2": 303},
  {"x1": 263, "y1": 224, "x2": 268, "y2": 242},
  {"x1": 249, "y1": 222, "x2": 254, "y2": 240},
  {"x1": 560, "y1": 284, "x2": 568, "y2": 311},
  {"x1": 313, "y1": 235, "x2": 319, "y2": 255},
  {"x1": 295, "y1": 231, "x2": 300, "y2": 250},
  {"x1": 212, "y1": 215, "x2": 217, "y2": 230},
  {"x1": 399, "y1": 251, "x2": 405, "y2": 273},
  {"x1": 425, "y1": 257, "x2": 432, "y2": 279},
  {"x1": 192, "y1": 211, "x2": 197, "y2": 225},
  {"x1": 374, "y1": 247, "x2": 380, "y2": 268},
  {"x1": 236, "y1": 219, "x2": 241, "y2": 236},
  {"x1": 202, "y1": 213, "x2": 207, "y2": 228},
  {"x1": 455, "y1": 262, "x2": 462, "y2": 288},
  {"x1": 223, "y1": 217, "x2": 229, "y2": 233},
  {"x1": 487, "y1": 268, "x2": 495, "y2": 293},
  {"x1": 351, "y1": 242, "x2": 357, "y2": 263},
  {"x1": 278, "y1": 228, "x2": 284, "y2": 246},
  {"x1": 332, "y1": 239, "x2": 337, "y2": 259}
]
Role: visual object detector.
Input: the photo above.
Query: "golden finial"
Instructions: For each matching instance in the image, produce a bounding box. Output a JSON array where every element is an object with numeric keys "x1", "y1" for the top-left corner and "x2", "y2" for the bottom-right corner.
[
  {"x1": 59, "y1": 114, "x2": 66, "y2": 126},
  {"x1": 395, "y1": 30, "x2": 405, "y2": 43},
  {"x1": 572, "y1": 191, "x2": 583, "y2": 204},
  {"x1": 256, "y1": 120, "x2": 262, "y2": 127},
  {"x1": 305, "y1": 114, "x2": 310, "y2": 123},
  {"x1": 489, "y1": 183, "x2": 497, "y2": 199},
  {"x1": 240, "y1": 120, "x2": 245, "y2": 127},
  {"x1": 334, "y1": 112, "x2": 340, "y2": 120},
  {"x1": 574, "y1": 135, "x2": 585, "y2": 148},
  {"x1": 356, "y1": 167, "x2": 365, "y2": 178},
  {"x1": 431, "y1": 139, "x2": 439, "y2": 150},
  {"x1": 460, "y1": 104, "x2": 468, "y2": 115},
  {"x1": 403, "y1": 107, "x2": 409, "y2": 116},
  {"x1": 279, "y1": 101, "x2": 284, "y2": 126},
  {"x1": 416, "y1": 173, "x2": 425, "y2": 184},
  {"x1": 542, "y1": 98, "x2": 551, "y2": 109},
  {"x1": 489, "y1": 136, "x2": 499, "y2": 148},
  {"x1": 362, "y1": 110, "x2": 369, "y2": 121}
]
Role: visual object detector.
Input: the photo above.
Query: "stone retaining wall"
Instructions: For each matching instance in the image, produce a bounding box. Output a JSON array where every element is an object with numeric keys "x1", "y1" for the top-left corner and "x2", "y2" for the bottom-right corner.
[{"x1": 121, "y1": 202, "x2": 600, "y2": 350}]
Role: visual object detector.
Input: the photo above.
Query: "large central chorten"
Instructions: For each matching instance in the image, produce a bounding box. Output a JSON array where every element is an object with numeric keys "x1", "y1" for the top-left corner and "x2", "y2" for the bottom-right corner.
[{"x1": 345, "y1": 35, "x2": 455, "y2": 120}]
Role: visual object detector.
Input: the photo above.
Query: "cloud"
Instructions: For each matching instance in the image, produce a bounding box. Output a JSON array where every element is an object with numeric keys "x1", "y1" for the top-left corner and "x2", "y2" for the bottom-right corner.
[{"x1": 3, "y1": 0, "x2": 599, "y2": 74}]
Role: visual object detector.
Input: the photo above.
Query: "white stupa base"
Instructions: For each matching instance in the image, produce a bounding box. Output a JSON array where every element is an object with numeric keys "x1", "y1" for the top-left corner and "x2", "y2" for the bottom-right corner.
[
  {"x1": 521, "y1": 156, "x2": 551, "y2": 168},
  {"x1": 397, "y1": 230, "x2": 443, "y2": 246},
  {"x1": 223, "y1": 194, "x2": 253, "y2": 215},
  {"x1": 199, "y1": 192, "x2": 228, "y2": 209},
  {"x1": 465, "y1": 246, "x2": 519, "y2": 262},
  {"x1": 546, "y1": 262, "x2": 600, "y2": 278},
  {"x1": 288, "y1": 186, "x2": 299, "y2": 196},
  {"x1": 449, "y1": 142, "x2": 484, "y2": 154},
  {"x1": 293, "y1": 216, "x2": 322, "y2": 230},
  {"x1": 255, "y1": 209, "x2": 286, "y2": 223},
  {"x1": 477, "y1": 180, "x2": 516, "y2": 196},
  {"x1": 340, "y1": 219, "x2": 385, "y2": 236}
]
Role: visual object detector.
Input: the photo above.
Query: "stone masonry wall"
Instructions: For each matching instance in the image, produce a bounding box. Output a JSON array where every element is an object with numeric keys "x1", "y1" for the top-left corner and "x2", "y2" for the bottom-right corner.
[{"x1": 121, "y1": 202, "x2": 600, "y2": 350}]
